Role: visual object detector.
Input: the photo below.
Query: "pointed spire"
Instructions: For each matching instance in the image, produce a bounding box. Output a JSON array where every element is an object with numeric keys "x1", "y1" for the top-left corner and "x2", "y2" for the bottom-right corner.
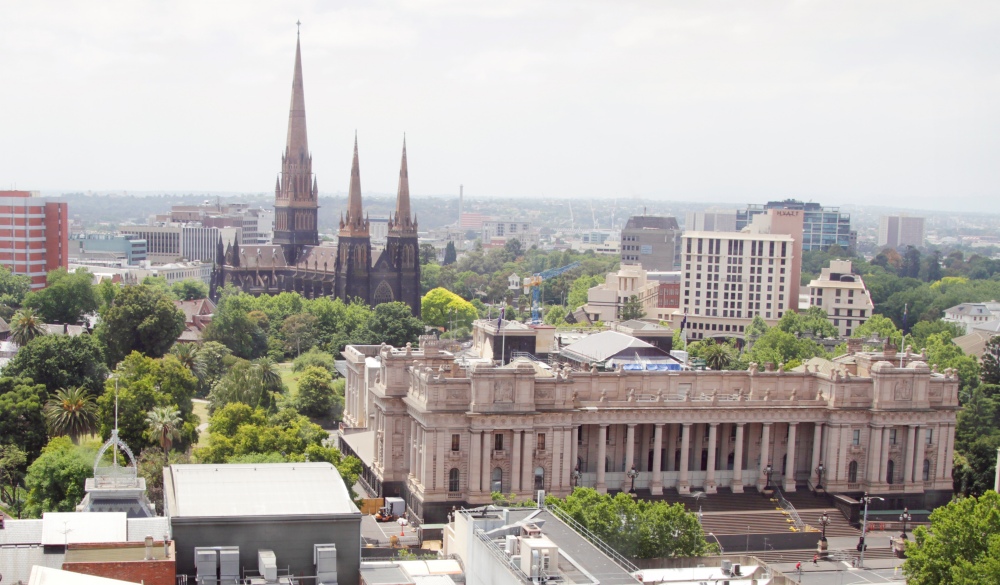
[
  {"x1": 390, "y1": 135, "x2": 416, "y2": 235},
  {"x1": 285, "y1": 32, "x2": 308, "y2": 163},
  {"x1": 341, "y1": 133, "x2": 368, "y2": 237}
]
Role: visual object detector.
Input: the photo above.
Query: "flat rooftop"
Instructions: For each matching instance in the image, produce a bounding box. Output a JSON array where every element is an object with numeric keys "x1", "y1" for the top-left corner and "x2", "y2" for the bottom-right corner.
[{"x1": 165, "y1": 462, "x2": 360, "y2": 518}]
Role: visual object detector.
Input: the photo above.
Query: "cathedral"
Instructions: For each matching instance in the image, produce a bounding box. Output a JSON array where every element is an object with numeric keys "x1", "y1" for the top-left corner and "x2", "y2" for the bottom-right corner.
[{"x1": 211, "y1": 34, "x2": 421, "y2": 316}]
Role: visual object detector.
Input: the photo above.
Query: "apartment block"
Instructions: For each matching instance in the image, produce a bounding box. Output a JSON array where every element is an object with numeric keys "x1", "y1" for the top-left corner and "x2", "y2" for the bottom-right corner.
[
  {"x1": 620, "y1": 215, "x2": 680, "y2": 271},
  {"x1": 119, "y1": 225, "x2": 240, "y2": 264},
  {"x1": 807, "y1": 260, "x2": 875, "y2": 337},
  {"x1": 582, "y1": 264, "x2": 658, "y2": 323},
  {"x1": 0, "y1": 191, "x2": 69, "y2": 289}
]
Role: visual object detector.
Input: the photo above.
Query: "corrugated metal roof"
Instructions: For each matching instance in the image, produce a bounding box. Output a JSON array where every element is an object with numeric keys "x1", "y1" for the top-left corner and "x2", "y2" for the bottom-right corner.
[{"x1": 167, "y1": 462, "x2": 360, "y2": 518}]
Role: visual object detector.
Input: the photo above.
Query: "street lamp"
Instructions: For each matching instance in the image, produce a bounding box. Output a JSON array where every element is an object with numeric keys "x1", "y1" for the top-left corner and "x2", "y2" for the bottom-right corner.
[
  {"x1": 815, "y1": 463, "x2": 825, "y2": 492},
  {"x1": 764, "y1": 463, "x2": 773, "y2": 491},
  {"x1": 899, "y1": 507, "x2": 912, "y2": 540},
  {"x1": 572, "y1": 468, "x2": 582, "y2": 488},
  {"x1": 857, "y1": 492, "x2": 884, "y2": 569},
  {"x1": 818, "y1": 512, "x2": 830, "y2": 542},
  {"x1": 816, "y1": 511, "x2": 831, "y2": 559},
  {"x1": 627, "y1": 465, "x2": 638, "y2": 494}
]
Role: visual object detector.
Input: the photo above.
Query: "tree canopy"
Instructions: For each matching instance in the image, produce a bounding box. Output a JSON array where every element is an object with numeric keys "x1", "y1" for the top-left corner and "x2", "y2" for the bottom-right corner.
[
  {"x1": 3, "y1": 333, "x2": 109, "y2": 397},
  {"x1": 903, "y1": 491, "x2": 1000, "y2": 584},
  {"x1": 549, "y1": 488, "x2": 715, "y2": 558},
  {"x1": 421, "y1": 288, "x2": 478, "y2": 330},
  {"x1": 23, "y1": 437, "x2": 94, "y2": 518},
  {"x1": 22, "y1": 268, "x2": 98, "y2": 324},
  {"x1": 98, "y1": 284, "x2": 185, "y2": 365}
]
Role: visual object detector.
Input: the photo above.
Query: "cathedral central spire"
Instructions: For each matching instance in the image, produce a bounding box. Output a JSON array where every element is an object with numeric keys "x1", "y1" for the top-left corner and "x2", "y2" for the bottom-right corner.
[
  {"x1": 285, "y1": 33, "x2": 308, "y2": 162},
  {"x1": 273, "y1": 29, "x2": 319, "y2": 259}
]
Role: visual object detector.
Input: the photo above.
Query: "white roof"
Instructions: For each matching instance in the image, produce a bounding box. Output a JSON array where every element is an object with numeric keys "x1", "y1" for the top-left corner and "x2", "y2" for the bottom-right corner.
[
  {"x1": 634, "y1": 565, "x2": 761, "y2": 584},
  {"x1": 167, "y1": 462, "x2": 359, "y2": 518},
  {"x1": 561, "y1": 330, "x2": 655, "y2": 362},
  {"x1": 40, "y1": 512, "x2": 126, "y2": 546},
  {"x1": 30, "y1": 566, "x2": 141, "y2": 585}
]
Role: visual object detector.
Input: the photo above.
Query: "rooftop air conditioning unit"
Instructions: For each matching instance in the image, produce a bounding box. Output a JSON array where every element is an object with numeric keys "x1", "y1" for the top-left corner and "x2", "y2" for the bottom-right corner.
[{"x1": 721, "y1": 559, "x2": 732, "y2": 575}]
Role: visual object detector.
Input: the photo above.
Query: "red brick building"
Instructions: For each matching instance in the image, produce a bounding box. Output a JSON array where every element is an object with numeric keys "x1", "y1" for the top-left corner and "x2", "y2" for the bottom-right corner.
[{"x1": 0, "y1": 190, "x2": 69, "y2": 289}]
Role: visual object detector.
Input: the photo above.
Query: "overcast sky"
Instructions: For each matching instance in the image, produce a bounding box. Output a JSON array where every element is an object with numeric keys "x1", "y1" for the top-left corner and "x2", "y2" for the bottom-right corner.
[{"x1": 1, "y1": 1, "x2": 998, "y2": 211}]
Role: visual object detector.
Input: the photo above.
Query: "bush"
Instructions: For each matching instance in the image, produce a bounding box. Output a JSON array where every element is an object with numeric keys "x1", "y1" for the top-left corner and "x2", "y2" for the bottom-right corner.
[{"x1": 293, "y1": 348, "x2": 337, "y2": 374}]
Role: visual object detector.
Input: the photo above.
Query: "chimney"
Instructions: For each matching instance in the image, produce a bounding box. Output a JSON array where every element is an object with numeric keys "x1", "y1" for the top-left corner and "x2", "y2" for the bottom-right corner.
[
  {"x1": 144, "y1": 535, "x2": 154, "y2": 560},
  {"x1": 847, "y1": 338, "x2": 862, "y2": 355}
]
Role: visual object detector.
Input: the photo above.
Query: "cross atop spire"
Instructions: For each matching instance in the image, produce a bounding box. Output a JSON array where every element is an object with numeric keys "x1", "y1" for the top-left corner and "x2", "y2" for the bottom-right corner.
[{"x1": 296, "y1": 19, "x2": 301, "y2": 36}]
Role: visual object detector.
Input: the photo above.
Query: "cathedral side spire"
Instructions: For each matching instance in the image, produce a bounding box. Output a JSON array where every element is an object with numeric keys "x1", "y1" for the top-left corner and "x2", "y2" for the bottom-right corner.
[
  {"x1": 340, "y1": 133, "x2": 368, "y2": 237},
  {"x1": 389, "y1": 136, "x2": 416, "y2": 235}
]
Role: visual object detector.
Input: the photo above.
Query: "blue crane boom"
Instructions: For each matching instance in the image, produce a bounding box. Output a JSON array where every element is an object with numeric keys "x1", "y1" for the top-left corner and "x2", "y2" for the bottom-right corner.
[{"x1": 522, "y1": 261, "x2": 582, "y2": 324}]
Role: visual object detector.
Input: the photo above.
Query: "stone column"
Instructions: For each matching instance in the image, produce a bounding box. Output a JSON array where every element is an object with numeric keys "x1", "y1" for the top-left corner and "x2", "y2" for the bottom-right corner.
[
  {"x1": 913, "y1": 426, "x2": 927, "y2": 486},
  {"x1": 521, "y1": 430, "x2": 535, "y2": 494},
  {"x1": 651, "y1": 423, "x2": 664, "y2": 495},
  {"x1": 943, "y1": 425, "x2": 955, "y2": 482},
  {"x1": 570, "y1": 426, "x2": 579, "y2": 477},
  {"x1": 880, "y1": 426, "x2": 892, "y2": 485},
  {"x1": 420, "y1": 427, "x2": 430, "y2": 488},
  {"x1": 470, "y1": 430, "x2": 481, "y2": 494},
  {"x1": 481, "y1": 431, "x2": 492, "y2": 493},
  {"x1": 409, "y1": 421, "x2": 418, "y2": 477},
  {"x1": 732, "y1": 423, "x2": 745, "y2": 493},
  {"x1": 435, "y1": 431, "x2": 446, "y2": 491},
  {"x1": 551, "y1": 428, "x2": 563, "y2": 492},
  {"x1": 666, "y1": 423, "x2": 677, "y2": 472},
  {"x1": 679, "y1": 423, "x2": 692, "y2": 494},
  {"x1": 783, "y1": 423, "x2": 798, "y2": 492},
  {"x1": 706, "y1": 423, "x2": 718, "y2": 493},
  {"x1": 867, "y1": 426, "x2": 882, "y2": 486},
  {"x1": 562, "y1": 428, "x2": 573, "y2": 493},
  {"x1": 511, "y1": 431, "x2": 522, "y2": 494},
  {"x1": 623, "y1": 424, "x2": 636, "y2": 491},
  {"x1": 810, "y1": 423, "x2": 823, "y2": 490},
  {"x1": 596, "y1": 424, "x2": 608, "y2": 494},
  {"x1": 937, "y1": 424, "x2": 949, "y2": 480},
  {"x1": 903, "y1": 425, "x2": 917, "y2": 487},
  {"x1": 758, "y1": 423, "x2": 772, "y2": 490}
]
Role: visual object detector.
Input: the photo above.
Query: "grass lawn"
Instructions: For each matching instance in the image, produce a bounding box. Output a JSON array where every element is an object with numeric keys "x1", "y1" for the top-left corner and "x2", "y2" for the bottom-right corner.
[
  {"x1": 192, "y1": 399, "x2": 211, "y2": 449},
  {"x1": 278, "y1": 362, "x2": 300, "y2": 398}
]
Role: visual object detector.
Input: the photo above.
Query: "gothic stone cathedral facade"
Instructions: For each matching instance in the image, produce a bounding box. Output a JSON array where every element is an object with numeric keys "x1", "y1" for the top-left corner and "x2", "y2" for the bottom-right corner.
[{"x1": 211, "y1": 35, "x2": 420, "y2": 316}]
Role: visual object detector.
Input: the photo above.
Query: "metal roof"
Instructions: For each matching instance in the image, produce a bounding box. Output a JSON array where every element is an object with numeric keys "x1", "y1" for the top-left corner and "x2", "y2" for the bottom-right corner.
[
  {"x1": 40, "y1": 512, "x2": 127, "y2": 546},
  {"x1": 166, "y1": 462, "x2": 360, "y2": 518},
  {"x1": 29, "y1": 566, "x2": 140, "y2": 585},
  {"x1": 560, "y1": 331, "x2": 656, "y2": 363}
]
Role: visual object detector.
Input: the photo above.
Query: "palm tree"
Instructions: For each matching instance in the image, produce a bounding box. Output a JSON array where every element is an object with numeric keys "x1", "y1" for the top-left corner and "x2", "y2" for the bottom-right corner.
[
  {"x1": 170, "y1": 343, "x2": 204, "y2": 381},
  {"x1": 251, "y1": 357, "x2": 282, "y2": 394},
  {"x1": 44, "y1": 387, "x2": 98, "y2": 444},
  {"x1": 9, "y1": 308, "x2": 47, "y2": 347},
  {"x1": 145, "y1": 406, "x2": 183, "y2": 467},
  {"x1": 702, "y1": 342, "x2": 735, "y2": 371}
]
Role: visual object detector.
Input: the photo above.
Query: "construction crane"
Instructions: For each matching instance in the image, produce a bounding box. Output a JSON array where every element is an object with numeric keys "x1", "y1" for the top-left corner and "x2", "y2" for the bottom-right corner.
[{"x1": 522, "y1": 261, "x2": 582, "y2": 324}]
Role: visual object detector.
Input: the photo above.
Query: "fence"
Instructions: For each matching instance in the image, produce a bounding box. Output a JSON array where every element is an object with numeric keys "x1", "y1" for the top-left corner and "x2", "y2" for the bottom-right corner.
[
  {"x1": 772, "y1": 486, "x2": 806, "y2": 531},
  {"x1": 546, "y1": 505, "x2": 639, "y2": 573}
]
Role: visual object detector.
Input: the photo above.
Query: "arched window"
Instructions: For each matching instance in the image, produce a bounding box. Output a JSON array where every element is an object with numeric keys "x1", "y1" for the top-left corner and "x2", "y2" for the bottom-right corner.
[
  {"x1": 534, "y1": 466, "x2": 545, "y2": 491},
  {"x1": 373, "y1": 280, "x2": 394, "y2": 304},
  {"x1": 886, "y1": 460, "x2": 895, "y2": 484},
  {"x1": 848, "y1": 461, "x2": 858, "y2": 483},
  {"x1": 491, "y1": 467, "x2": 503, "y2": 493},
  {"x1": 922, "y1": 459, "x2": 930, "y2": 482},
  {"x1": 449, "y1": 468, "x2": 460, "y2": 493}
]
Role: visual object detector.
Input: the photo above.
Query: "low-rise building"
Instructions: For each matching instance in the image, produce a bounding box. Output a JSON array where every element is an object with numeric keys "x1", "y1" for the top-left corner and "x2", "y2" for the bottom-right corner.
[
  {"x1": 807, "y1": 260, "x2": 875, "y2": 338},
  {"x1": 481, "y1": 219, "x2": 540, "y2": 249},
  {"x1": 943, "y1": 301, "x2": 1000, "y2": 334},
  {"x1": 69, "y1": 234, "x2": 147, "y2": 266},
  {"x1": 582, "y1": 264, "x2": 658, "y2": 323}
]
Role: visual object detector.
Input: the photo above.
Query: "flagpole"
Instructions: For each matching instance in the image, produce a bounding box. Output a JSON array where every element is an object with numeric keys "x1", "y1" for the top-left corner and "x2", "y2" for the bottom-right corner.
[{"x1": 498, "y1": 307, "x2": 507, "y2": 366}]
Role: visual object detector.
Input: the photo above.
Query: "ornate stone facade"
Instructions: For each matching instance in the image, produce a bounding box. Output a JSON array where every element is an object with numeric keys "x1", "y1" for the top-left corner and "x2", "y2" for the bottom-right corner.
[
  {"x1": 211, "y1": 34, "x2": 420, "y2": 316},
  {"x1": 341, "y1": 328, "x2": 958, "y2": 523}
]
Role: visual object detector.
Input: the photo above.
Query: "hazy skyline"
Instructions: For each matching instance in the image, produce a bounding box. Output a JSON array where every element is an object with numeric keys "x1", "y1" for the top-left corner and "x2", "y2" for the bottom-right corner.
[{"x1": 2, "y1": 1, "x2": 998, "y2": 212}]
